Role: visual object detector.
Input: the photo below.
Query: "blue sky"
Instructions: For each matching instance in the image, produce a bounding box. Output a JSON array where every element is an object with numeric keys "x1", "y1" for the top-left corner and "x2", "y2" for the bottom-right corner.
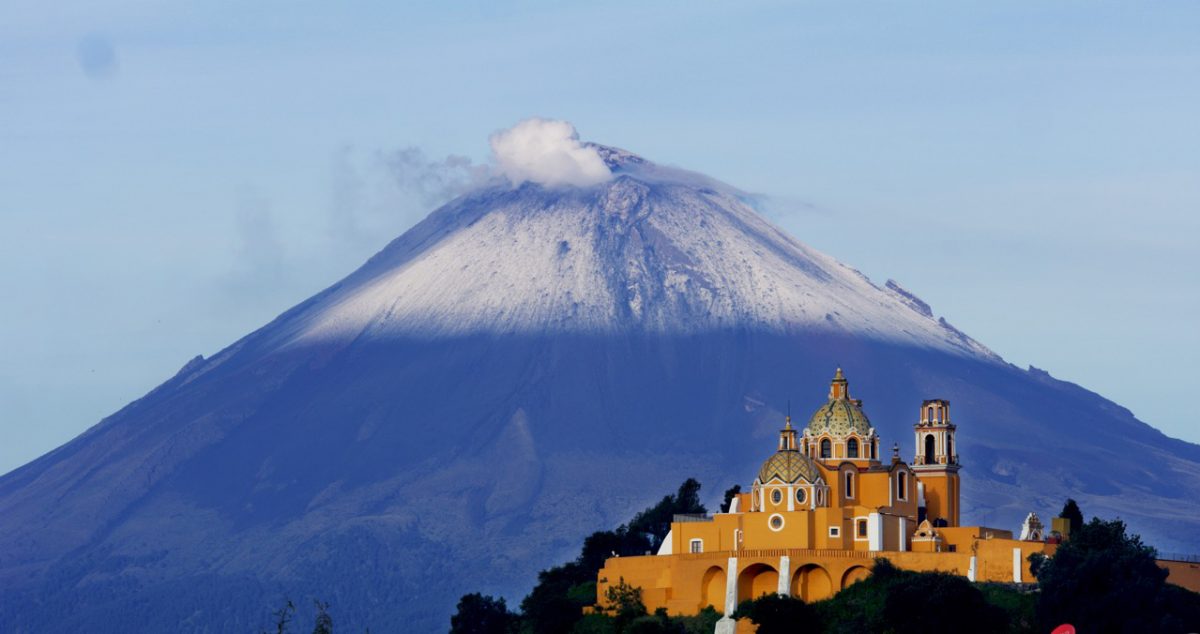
[{"x1": 2, "y1": 1, "x2": 1198, "y2": 474}]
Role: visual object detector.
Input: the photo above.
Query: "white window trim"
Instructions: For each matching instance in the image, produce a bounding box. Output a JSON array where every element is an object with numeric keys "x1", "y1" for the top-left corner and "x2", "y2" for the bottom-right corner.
[
  {"x1": 770, "y1": 488, "x2": 783, "y2": 506},
  {"x1": 844, "y1": 471, "x2": 855, "y2": 499},
  {"x1": 768, "y1": 513, "x2": 786, "y2": 532},
  {"x1": 828, "y1": 525, "x2": 840, "y2": 537},
  {"x1": 896, "y1": 471, "x2": 909, "y2": 501},
  {"x1": 853, "y1": 515, "x2": 870, "y2": 541},
  {"x1": 689, "y1": 538, "x2": 704, "y2": 554}
]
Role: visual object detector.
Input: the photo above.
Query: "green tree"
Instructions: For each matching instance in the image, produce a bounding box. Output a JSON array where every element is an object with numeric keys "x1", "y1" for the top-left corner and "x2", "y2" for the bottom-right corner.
[
  {"x1": 1058, "y1": 499, "x2": 1083, "y2": 535},
  {"x1": 311, "y1": 600, "x2": 333, "y2": 634},
  {"x1": 1032, "y1": 517, "x2": 1200, "y2": 633},
  {"x1": 732, "y1": 593, "x2": 818, "y2": 634},
  {"x1": 603, "y1": 578, "x2": 647, "y2": 632},
  {"x1": 627, "y1": 479, "x2": 707, "y2": 550},
  {"x1": 518, "y1": 480, "x2": 707, "y2": 633},
  {"x1": 720, "y1": 485, "x2": 741, "y2": 513},
  {"x1": 519, "y1": 563, "x2": 595, "y2": 634},
  {"x1": 451, "y1": 593, "x2": 517, "y2": 634},
  {"x1": 881, "y1": 570, "x2": 1007, "y2": 634}
]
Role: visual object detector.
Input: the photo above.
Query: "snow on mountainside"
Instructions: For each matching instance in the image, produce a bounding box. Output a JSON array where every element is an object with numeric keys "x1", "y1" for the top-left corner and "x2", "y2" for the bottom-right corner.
[
  {"x1": 2, "y1": 124, "x2": 1199, "y2": 633},
  {"x1": 279, "y1": 147, "x2": 996, "y2": 361}
]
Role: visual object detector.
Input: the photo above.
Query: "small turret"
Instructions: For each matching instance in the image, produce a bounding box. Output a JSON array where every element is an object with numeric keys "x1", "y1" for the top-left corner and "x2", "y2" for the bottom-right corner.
[{"x1": 778, "y1": 416, "x2": 798, "y2": 451}]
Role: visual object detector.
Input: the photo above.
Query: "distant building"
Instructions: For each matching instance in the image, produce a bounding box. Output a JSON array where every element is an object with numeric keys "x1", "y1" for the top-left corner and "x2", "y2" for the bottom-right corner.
[{"x1": 595, "y1": 369, "x2": 1052, "y2": 631}]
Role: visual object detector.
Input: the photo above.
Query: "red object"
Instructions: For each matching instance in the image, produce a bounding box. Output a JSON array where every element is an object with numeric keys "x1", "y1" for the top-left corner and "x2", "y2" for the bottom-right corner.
[{"x1": 1051, "y1": 625, "x2": 1075, "y2": 634}]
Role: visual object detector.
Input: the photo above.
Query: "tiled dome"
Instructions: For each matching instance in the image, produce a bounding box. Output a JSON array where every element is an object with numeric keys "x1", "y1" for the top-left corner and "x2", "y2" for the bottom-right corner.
[
  {"x1": 807, "y1": 398, "x2": 872, "y2": 436},
  {"x1": 807, "y1": 368, "x2": 872, "y2": 437},
  {"x1": 757, "y1": 450, "x2": 820, "y2": 484}
]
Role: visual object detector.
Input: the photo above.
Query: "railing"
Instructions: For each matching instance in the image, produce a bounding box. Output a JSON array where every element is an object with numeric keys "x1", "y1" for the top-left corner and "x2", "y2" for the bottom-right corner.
[
  {"x1": 674, "y1": 548, "x2": 875, "y2": 561},
  {"x1": 1159, "y1": 552, "x2": 1200, "y2": 563},
  {"x1": 673, "y1": 513, "x2": 714, "y2": 523}
]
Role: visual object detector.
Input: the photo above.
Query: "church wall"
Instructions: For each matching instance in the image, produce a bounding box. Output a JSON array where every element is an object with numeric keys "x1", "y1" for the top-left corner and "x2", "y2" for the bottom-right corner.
[{"x1": 1160, "y1": 559, "x2": 1200, "y2": 593}]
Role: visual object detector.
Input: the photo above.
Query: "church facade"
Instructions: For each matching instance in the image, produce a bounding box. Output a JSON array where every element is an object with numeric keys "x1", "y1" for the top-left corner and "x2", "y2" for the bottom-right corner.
[{"x1": 594, "y1": 369, "x2": 1052, "y2": 624}]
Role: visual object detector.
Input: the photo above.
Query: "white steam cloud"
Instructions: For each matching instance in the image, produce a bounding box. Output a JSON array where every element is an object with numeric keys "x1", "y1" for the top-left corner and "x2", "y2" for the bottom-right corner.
[{"x1": 489, "y1": 118, "x2": 612, "y2": 188}]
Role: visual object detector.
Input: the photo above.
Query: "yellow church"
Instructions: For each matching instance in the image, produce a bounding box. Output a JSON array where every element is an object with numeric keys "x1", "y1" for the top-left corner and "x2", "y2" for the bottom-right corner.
[{"x1": 593, "y1": 369, "x2": 1053, "y2": 630}]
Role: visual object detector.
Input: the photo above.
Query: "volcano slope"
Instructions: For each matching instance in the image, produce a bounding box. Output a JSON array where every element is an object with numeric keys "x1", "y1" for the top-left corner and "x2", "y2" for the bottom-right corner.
[{"x1": 2, "y1": 148, "x2": 1198, "y2": 632}]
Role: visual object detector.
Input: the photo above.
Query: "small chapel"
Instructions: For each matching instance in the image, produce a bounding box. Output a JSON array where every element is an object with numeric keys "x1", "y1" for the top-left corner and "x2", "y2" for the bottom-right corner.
[{"x1": 594, "y1": 369, "x2": 1053, "y2": 628}]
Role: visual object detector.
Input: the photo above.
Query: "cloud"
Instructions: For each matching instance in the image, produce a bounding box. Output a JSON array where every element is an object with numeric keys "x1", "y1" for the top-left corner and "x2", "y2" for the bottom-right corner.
[
  {"x1": 489, "y1": 118, "x2": 611, "y2": 188},
  {"x1": 76, "y1": 34, "x2": 117, "y2": 79},
  {"x1": 380, "y1": 147, "x2": 490, "y2": 205},
  {"x1": 327, "y1": 145, "x2": 490, "y2": 253}
]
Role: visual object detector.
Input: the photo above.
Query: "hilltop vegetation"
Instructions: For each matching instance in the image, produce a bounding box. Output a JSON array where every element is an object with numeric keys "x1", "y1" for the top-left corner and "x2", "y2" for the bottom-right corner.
[{"x1": 452, "y1": 480, "x2": 1200, "y2": 634}]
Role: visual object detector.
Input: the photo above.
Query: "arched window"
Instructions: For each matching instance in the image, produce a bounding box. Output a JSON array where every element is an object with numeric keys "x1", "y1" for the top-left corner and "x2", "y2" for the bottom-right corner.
[
  {"x1": 847, "y1": 438, "x2": 859, "y2": 458},
  {"x1": 946, "y1": 436, "x2": 953, "y2": 463},
  {"x1": 820, "y1": 439, "x2": 832, "y2": 459},
  {"x1": 924, "y1": 434, "x2": 936, "y2": 464},
  {"x1": 897, "y1": 472, "x2": 907, "y2": 500},
  {"x1": 844, "y1": 471, "x2": 854, "y2": 498}
]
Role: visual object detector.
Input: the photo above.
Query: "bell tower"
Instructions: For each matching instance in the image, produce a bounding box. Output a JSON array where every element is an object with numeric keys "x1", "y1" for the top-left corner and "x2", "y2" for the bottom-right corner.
[{"x1": 912, "y1": 399, "x2": 960, "y2": 526}]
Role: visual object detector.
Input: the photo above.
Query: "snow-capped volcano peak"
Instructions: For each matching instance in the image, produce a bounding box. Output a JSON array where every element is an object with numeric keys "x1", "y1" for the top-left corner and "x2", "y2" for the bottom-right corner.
[{"x1": 279, "y1": 146, "x2": 995, "y2": 360}]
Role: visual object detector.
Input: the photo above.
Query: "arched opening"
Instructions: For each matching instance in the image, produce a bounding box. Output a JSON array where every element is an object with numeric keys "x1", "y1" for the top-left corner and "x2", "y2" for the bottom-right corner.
[
  {"x1": 844, "y1": 471, "x2": 854, "y2": 499},
  {"x1": 847, "y1": 438, "x2": 859, "y2": 458},
  {"x1": 790, "y1": 564, "x2": 832, "y2": 601},
  {"x1": 924, "y1": 434, "x2": 936, "y2": 464},
  {"x1": 700, "y1": 566, "x2": 726, "y2": 612},
  {"x1": 820, "y1": 438, "x2": 832, "y2": 459},
  {"x1": 946, "y1": 436, "x2": 953, "y2": 463},
  {"x1": 897, "y1": 472, "x2": 907, "y2": 500},
  {"x1": 842, "y1": 565, "x2": 870, "y2": 589},
  {"x1": 737, "y1": 563, "x2": 779, "y2": 602}
]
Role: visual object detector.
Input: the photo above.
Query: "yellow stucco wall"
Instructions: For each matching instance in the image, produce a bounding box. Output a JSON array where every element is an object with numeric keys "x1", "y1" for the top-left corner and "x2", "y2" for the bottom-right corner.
[
  {"x1": 1161, "y1": 559, "x2": 1200, "y2": 593},
  {"x1": 596, "y1": 537, "x2": 1050, "y2": 616}
]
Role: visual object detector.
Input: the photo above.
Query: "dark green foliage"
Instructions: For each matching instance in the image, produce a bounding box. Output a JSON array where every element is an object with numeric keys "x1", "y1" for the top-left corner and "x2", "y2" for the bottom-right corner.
[
  {"x1": 626, "y1": 479, "x2": 707, "y2": 551},
  {"x1": 881, "y1": 569, "x2": 1007, "y2": 634},
  {"x1": 516, "y1": 480, "x2": 708, "y2": 633},
  {"x1": 1058, "y1": 499, "x2": 1083, "y2": 535},
  {"x1": 311, "y1": 600, "x2": 333, "y2": 634},
  {"x1": 733, "y1": 593, "x2": 818, "y2": 633},
  {"x1": 720, "y1": 485, "x2": 742, "y2": 513},
  {"x1": 674, "y1": 606, "x2": 721, "y2": 634},
  {"x1": 570, "y1": 613, "x2": 616, "y2": 634},
  {"x1": 811, "y1": 558, "x2": 1007, "y2": 634},
  {"x1": 977, "y1": 584, "x2": 1036, "y2": 634},
  {"x1": 1033, "y1": 516, "x2": 1200, "y2": 633},
  {"x1": 451, "y1": 593, "x2": 517, "y2": 634},
  {"x1": 624, "y1": 610, "x2": 676, "y2": 634},
  {"x1": 603, "y1": 578, "x2": 648, "y2": 632},
  {"x1": 1156, "y1": 584, "x2": 1200, "y2": 633},
  {"x1": 519, "y1": 563, "x2": 595, "y2": 634}
]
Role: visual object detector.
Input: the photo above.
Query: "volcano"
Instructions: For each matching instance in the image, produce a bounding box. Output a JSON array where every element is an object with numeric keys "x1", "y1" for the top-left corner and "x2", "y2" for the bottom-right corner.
[{"x1": 2, "y1": 143, "x2": 1198, "y2": 633}]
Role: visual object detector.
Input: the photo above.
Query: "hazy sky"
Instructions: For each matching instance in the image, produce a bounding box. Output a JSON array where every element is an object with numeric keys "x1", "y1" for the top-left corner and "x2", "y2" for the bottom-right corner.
[{"x1": 2, "y1": 1, "x2": 1198, "y2": 474}]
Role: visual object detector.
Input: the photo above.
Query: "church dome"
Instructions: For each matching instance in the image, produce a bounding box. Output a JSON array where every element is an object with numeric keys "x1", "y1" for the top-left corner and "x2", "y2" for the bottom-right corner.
[
  {"x1": 757, "y1": 450, "x2": 820, "y2": 484},
  {"x1": 806, "y1": 368, "x2": 872, "y2": 437}
]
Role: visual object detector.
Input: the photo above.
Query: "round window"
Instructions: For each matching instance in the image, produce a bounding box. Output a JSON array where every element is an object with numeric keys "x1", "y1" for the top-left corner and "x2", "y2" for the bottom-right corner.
[
  {"x1": 795, "y1": 488, "x2": 807, "y2": 504},
  {"x1": 770, "y1": 489, "x2": 782, "y2": 505},
  {"x1": 768, "y1": 514, "x2": 785, "y2": 531}
]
